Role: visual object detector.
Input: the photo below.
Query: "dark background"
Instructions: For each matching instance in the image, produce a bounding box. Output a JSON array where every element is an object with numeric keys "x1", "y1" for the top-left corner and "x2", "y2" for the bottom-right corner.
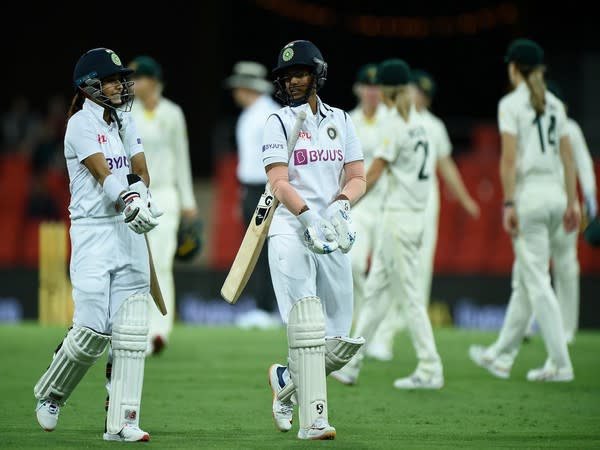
[{"x1": 2, "y1": 0, "x2": 599, "y2": 178}]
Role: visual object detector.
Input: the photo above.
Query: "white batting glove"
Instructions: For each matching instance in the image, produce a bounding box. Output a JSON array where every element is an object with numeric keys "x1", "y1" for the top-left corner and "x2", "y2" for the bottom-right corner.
[
  {"x1": 297, "y1": 209, "x2": 339, "y2": 254},
  {"x1": 120, "y1": 191, "x2": 159, "y2": 234},
  {"x1": 325, "y1": 199, "x2": 355, "y2": 253},
  {"x1": 127, "y1": 174, "x2": 163, "y2": 218}
]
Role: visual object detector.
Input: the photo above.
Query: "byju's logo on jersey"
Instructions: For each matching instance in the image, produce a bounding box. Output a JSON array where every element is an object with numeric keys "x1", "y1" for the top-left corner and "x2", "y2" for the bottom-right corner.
[{"x1": 294, "y1": 149, "x2": 343, "y2": 166}]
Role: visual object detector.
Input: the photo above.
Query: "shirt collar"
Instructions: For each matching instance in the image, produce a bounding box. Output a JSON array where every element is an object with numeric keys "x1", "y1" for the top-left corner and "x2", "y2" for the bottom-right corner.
[{"x1": 83, "y1": 98, "x2": 108, "y2": 125}]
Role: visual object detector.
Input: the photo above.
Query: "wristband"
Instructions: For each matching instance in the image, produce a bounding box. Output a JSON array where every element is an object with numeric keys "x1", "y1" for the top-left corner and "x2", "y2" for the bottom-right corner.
[
  {"x1": 503, "y1": 200, "x2": 515, "y2": 207},
  {"x1": 102, "y1": 174, "x2": 127, "y2": 203}
]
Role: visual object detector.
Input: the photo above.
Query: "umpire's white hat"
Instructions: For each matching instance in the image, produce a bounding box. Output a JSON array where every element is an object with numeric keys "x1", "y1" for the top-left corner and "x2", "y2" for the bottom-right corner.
[{"x1": 224, "y1": 61, "x2": 273, "y2": 94}]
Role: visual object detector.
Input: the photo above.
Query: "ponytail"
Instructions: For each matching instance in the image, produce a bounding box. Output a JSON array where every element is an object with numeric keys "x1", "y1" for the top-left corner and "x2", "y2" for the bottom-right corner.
[
  {"x1": 516, "y1": 63, "x2": 546, "y2": 116},
  {"x1": 67, "y1": 91, "x2": 86, "y2": 120}
]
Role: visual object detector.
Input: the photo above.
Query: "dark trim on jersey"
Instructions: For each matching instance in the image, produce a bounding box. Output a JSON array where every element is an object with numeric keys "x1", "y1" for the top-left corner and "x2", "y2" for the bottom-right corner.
[
  {"x1": 343, "y1": 111, "x2": 348, "y2": 122},
  {"x1": 269, "y1": 113, "x2": 287, "y2": 141}
]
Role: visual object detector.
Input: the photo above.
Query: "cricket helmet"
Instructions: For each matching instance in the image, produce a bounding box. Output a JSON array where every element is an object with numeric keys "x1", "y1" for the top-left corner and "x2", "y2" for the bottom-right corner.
[{"x1": 73, "y1": 48, "x2": 135, "y2": 111}]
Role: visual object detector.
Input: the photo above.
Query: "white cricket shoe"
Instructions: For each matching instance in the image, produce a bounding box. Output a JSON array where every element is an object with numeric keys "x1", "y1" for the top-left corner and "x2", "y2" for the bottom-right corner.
[
  {"x1": 393, "y1": 370, "x2": 444, "y2": 390},
  {"x1": 527, "y1": 359, "x2": 574, "y2": 382},
  {"x1": 36, "y1": 399, "x2": 60, "y2": 431},
  {"x1": 268, "y1": 364, "x2": 293, "y2": 432},
  {"x1": 329, "y1": 364, "x2": 359, "y2": 386},
  {"x1": 297, "y1": 417, "x2": 336, "y2": 440},
  {"x1": 103, "y1": 424, "x2": 150, "y2": 442},
  {"x1": 468, "y1": 345, "x2": 511, "y2": 379}
]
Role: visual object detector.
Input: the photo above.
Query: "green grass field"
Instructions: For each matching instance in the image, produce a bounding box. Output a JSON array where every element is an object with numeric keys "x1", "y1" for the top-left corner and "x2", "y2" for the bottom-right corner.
[{"x1": 1, "y1": 323, "x2": 599, "y2": 449}]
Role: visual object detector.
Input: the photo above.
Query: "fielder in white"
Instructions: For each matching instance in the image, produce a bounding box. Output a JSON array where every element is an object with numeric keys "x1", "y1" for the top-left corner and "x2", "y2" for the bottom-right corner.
[
  {"x1": 365, "y1": 68, "x2": 481, "y2": 361},
  {"x1": 128, "y1": 55, "x2": 199, "y2": 355},
  {"x1": 469, "y1": 39, "x2": 580, "y2": 382},
  {"x1": 524, "y1": 79, "x2": 598, "y2": 344},
  {"x1": 330, "y1": 58, "x2": 444, "y2": 390},
  {"x1": 33, "y1": 48, "x2": 160, "y2": 442},
  {"x1": 263, "y1": 40, "x2": 366, "y2": 440},
  {"x1": 346, "y1": 63, "x2": 391, "y2": 346}
]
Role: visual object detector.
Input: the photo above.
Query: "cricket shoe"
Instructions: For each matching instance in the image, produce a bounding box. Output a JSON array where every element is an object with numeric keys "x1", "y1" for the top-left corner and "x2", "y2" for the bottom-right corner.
[
  {"x1": 297, "y1": 417, "x2": 336, "y2": 440},
  {"x1": 393, "y1": 369, "x2": 444, "y2": 390},
  {"x1": 268, "y1": 364, "x2": 293, "y2": 432},
  {"x1": 103, "y1": 424, "x2": 150, "y2": 442},
  {"x1": 468, "y1": 345, "x2": 511, "y2": 379},
  {"x1": 36, "y1": 398, "x2": 60, "y2": 431},
  {"x1": 527, "y1": 359, "x2": 574, "y2": 382},
  {"x1": 329, "y1": 362, "x2": 360, "y2": 386}
]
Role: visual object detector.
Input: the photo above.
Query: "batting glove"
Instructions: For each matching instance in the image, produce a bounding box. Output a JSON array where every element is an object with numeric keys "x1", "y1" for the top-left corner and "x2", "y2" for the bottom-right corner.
[
  {"x1": 120, "y1": 190, "x2": 159, "y2": 234},
  {"x1": 127, "y1": 174, "x2": 163, "y2": 218},
  {"x1": 325, "y1": 199, "x2": 355, "y2": 253},
  {"x1": 297, "y1": 209, "x2": 339, "y2": 254}
]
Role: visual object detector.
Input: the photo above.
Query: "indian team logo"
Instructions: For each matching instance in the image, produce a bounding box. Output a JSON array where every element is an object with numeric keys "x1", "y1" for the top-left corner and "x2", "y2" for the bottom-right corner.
[
  {"x1": 109, "y1": 50, "x2": 122, "y2": 66},
  {"x1": 327, "y1": 126, "x2": 337, "y2": 140},
  {"x1": 282, "y1": 47, "x2": 294, "y2": 62}
]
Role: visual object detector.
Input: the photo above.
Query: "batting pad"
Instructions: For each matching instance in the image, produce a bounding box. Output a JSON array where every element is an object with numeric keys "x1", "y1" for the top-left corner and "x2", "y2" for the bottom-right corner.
[
  {"x1": 106, "y1": 293, "x2": 149, "y2": 434},
  {"x1": 277, "y1": 335, "x2": 366, "y2": 402},
  {"x1": 287, "y1": 296, "x2": 327, "y2": 429},
  {"x1": 34, "y1": 326, "x2": 110, "y2": 405}
]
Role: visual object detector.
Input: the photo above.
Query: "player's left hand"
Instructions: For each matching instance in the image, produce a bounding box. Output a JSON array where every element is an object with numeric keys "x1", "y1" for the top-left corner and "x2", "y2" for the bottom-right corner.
[
  {"x1": 564, "y1": 201, "x2": 581, "y2": 233},
  {"x1": 325, "y1": 199, "x2": 356, "y2": 253},
  {"x1": 503, "y1": 204, "x2": 518, "y2": 237},
  {"x1": 127, "y1": 174, "x2": 163, "y2": 218}
]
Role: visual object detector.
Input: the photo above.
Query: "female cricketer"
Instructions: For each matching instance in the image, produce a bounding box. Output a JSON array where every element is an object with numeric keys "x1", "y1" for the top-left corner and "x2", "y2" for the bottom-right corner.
[
  {"x1": 263, "y1": 40, "x2": 366, "y2": 440},
  {"x1": 469, "y1": 38, "x2": 580, "y2": 382},
  {"x1": 33, "y1": 47, "x2": 160, "y2": 441}
]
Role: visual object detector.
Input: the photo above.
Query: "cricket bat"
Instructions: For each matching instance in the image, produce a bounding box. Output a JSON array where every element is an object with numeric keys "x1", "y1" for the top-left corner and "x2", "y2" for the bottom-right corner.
[
  {"x1": 221, "y1": 110, "x2": 307, "y2": 304},
  {"x1": 145, "y1": 234, "x2": 168, "y2": 315}
]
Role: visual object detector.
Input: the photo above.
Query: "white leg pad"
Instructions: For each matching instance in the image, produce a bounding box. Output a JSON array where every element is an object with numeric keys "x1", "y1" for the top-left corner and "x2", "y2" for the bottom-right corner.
[
  {"x1": 34, "y1": 326, "x2": 110, "y2": 405},
  {"x1": 278, "y1": 335, "x2": 365, "y2": 402},
  {"x1": 106, "y1": 293, "x2": 149, "y2": 434},
  {"x1": 287, "y1": 296, "x2": 327, "y2": 430}
]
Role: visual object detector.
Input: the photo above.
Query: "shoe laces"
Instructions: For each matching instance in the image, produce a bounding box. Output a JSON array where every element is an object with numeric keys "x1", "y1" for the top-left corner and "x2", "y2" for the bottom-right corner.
[
  {"x1": 42, "y1": 399, "x2": 59, "y2": 414},
  {"x1": 278, "y1": 400, "x2": 293, "y2": 416}
]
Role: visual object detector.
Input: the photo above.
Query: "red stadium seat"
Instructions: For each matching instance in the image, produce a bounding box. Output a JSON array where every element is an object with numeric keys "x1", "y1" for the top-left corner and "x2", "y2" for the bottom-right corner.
[
  {"x1": 0, "y1": 154, "x2": 32, "y2": 218},
  {"x1": 0, "y1": 214, "x2": 22, "y2": 267}
]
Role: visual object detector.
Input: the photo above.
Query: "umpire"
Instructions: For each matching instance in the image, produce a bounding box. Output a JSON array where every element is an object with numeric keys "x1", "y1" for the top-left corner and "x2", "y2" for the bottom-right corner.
[{"x1": 224, "y1": 61, "x2": 282, "y2": 328}]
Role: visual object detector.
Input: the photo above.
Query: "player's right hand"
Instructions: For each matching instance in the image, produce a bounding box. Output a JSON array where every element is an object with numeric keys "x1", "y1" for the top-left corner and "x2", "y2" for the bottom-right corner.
[
  {"x1": 120, "y1": 190, "x2": 159, "y2": 234},
  {"x1": 297, "y1": 209, "x2": 339, "y2": 254}
]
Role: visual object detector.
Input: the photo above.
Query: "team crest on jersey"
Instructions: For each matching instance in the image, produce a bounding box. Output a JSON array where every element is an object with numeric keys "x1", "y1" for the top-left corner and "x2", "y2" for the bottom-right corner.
[{"x1": 326, "y1": 126, "x2": 337, "y2": 140}]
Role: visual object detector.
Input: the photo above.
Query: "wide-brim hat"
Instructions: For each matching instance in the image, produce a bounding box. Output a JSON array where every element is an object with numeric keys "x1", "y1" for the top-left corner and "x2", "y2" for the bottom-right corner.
[{"x1": 224, "y1": 61, "x2": 273, "y2": 94}]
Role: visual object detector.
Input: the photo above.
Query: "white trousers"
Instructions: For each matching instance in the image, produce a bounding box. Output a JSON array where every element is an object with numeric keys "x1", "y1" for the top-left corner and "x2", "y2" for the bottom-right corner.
[
  {"x1": 368, "y1": 181, "x2": 440, "y2": 349},
  {"x1": 69, "y1": 217, "x2": 150, "y2": 334},
  {"x1": 145, "y1": 188, "x2": 180, "y2": 342},
  {"x1": 488, "y1": 182, "x2": 572, "y2": 369},
  {"x1": 268, "y1": 234, "x2": 354, "y2": 337},
  {"x1": 355, "y1": 210, "x2": 441, "y2": 371}
]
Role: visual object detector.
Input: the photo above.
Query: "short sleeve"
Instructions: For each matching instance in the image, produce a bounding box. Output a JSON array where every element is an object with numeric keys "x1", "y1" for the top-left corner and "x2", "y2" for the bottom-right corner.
[
  {"x1": 119, "y1": 113, "x2": 144, "y2": 159},
  {"x1": 343, "y1": 112, "x2": 363, "y2": 163},
  {"x1": 498, "y1": 97, "x2": 517, "y2": 135},
  {"x1": 65, "y1": 117, "x2": 104, "y2": 163},
  {"x1": 262, "y1": 113, "x2": 289, "y2": 167}
]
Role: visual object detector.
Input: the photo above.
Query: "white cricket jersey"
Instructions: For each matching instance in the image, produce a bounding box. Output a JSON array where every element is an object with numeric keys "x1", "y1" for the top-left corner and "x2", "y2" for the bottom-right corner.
[
  {"x1": 349, "y1": 103, "x2": 388, "y2": 206},
  {"x1": 498, "y1": 82, "x2": 568, "y2": 188},
  {"x1": 236, "y1": 95, "x2": 281, "y2": 185},
  {"x1": 565, "y1": 118, "x2": 597, "y2": 198},
  {"x1": 130, "y1": 97, "x2": 196, "y2": 210},
  {"x1": 375, "y1": 104, "x2": 434, "y2": 211},
  {"x1": 421, "y1": 108, "x2": 452, "y2": 192},
  {"x1": 262, "y1": 98, "x2": 363, "y2": 236},
  {"x1": 64, "y1": 99, "x2": 144, "y2": 220}
]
